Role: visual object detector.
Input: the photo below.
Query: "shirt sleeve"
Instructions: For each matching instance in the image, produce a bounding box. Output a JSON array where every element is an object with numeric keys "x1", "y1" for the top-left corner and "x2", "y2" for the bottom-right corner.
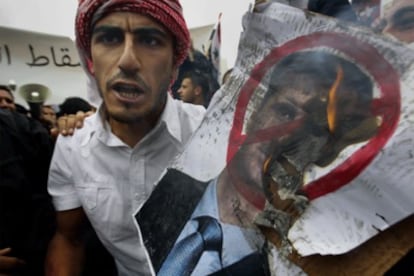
[{"x1": 47, "y1": 135, "x2": 82, "y2": 211}]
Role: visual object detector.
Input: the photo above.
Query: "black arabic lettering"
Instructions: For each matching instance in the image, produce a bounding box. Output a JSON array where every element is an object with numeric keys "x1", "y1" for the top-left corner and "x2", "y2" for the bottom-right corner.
[
  {"x1": 26, "y1": 44, "x2": 50, "y2": 67},
  {"x1": 0, "y1": 45, "x2": 12, "y2": 65},
  {"x1": 50, "y1": 47, "x2": 81, "y2": 67}
]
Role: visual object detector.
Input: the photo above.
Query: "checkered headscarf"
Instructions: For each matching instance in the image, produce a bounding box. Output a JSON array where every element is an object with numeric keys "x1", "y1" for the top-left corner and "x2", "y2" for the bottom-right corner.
[{"x1": 76, "y1": 0, "x2": 190, "y2": 71}]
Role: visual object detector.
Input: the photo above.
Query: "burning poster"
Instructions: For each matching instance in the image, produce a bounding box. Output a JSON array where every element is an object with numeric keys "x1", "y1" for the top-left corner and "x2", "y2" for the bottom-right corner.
[{"x1": 136, "y1": 1, "x2": 414, "y2": 274}]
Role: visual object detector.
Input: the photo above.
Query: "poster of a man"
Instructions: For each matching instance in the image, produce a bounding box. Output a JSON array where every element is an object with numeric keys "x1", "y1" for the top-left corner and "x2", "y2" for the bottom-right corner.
[
  {"x1": 136, "y1": 49, "x2": 381, "y2": 275},
  {"x1": 134, "y1": 1, "x2": 414, "y2": 274}
]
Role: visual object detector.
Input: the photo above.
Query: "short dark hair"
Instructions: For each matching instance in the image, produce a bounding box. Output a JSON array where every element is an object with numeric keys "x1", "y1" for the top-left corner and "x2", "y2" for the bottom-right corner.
[
  {"x1": 0, "y1": 85, "x2": 14, "y2": 99},
  {"x1": 58, "y1": 97, "x2": 92, "y2": 117},
  {"x1": 182, "y1": 70, "x2": 212, "y2": 106}
]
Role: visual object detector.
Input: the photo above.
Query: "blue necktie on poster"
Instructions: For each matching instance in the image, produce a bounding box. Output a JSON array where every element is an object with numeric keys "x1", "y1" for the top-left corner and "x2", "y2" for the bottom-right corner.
[{"x1": 158, "y1": 216, "x2": 223, "y2": 276}]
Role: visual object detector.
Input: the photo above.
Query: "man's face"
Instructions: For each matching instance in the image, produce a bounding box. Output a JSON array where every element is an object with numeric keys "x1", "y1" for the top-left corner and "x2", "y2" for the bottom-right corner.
[
  {"x1": 229, "y1": 87, "x2": 315, "y2": 193},
  {"x1": 41, "y1": 106, "x2": 56, "y2": 125},
  {"x1": 90, "y1": 12, "x2": 175, "y2": 124},
  {"x1": 229, "y1": 75, "x2": 375, "y2": 202},
  {"x1": 0, "y1": 89, "x2": 16, "y2": 111},
  {"x1": 177, "y1": 77, "x2": 197, "y2": 103},
  {"x1": 383, "y1": 0, "x2": 414, "y2": 44}
]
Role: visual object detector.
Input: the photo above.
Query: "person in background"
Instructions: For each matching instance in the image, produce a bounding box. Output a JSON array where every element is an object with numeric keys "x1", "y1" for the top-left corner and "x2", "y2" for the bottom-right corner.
[
  {"x1": 177, "y1": 70, "x2": 212, "y2": 107},
  {"x1": 56, "y1": 97, "x2": 94, "y2": 118},
  {"x1": 45, "y1": 0, "x2": 205, "y2": 275},
  {"x1": 0, "y1": 86, "x2": 55, "y2": 276},
  {"x1": 0, "y1": 85, "x2": 16, "y2": 112},
  {"x1": 172, "y1": 44, "x2": 220, "y2": 102},
  {"x1": 40, "y1": 105, "x2": 58, "y2": 132}
]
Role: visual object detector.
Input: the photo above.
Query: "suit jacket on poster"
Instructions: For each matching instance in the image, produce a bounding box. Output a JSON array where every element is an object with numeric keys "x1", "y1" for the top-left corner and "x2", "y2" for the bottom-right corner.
[{"x1": 136, "y1": 168, "x2": 270, "y2": 275}]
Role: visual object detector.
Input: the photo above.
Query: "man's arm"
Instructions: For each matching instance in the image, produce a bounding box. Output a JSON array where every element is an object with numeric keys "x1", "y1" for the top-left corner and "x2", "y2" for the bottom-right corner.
[{"x1": 45, "y1": 207, "x2": 87, "y2": 276}]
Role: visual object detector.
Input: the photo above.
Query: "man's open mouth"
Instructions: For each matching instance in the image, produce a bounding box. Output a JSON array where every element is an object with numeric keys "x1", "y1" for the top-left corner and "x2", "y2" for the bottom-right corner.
[{"x1": 112, "y1": 82, "x2": 144, "y2": 99}]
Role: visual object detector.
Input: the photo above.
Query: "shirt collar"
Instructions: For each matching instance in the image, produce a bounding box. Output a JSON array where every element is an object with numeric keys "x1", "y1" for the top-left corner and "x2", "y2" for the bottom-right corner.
[
  {"x1": 159, "y1": 93, "x2": 182, "y2": 143},
  {"x1": 83, "y1": 93, "x2": 182, "y2": 146}
]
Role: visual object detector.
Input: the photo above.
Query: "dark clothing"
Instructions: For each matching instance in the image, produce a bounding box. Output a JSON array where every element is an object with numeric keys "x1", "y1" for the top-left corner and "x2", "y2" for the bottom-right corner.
[
  {"x1": 0, "y1": 109, "x2": 55, "y2": 276},
  {"x1": 136, "y1": 169, "x2": 270, "y2": 276}
]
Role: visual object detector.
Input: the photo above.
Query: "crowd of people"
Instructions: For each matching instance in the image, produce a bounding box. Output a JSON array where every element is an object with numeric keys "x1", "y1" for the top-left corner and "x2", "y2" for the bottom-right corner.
[{"x1": 0, "y1": 0, "x2": 413, "y2": 275}]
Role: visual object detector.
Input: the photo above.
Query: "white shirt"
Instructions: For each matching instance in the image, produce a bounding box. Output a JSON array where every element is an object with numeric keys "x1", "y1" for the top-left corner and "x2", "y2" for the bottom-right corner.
[
  {"x1": 171, "y1": 179, "x2": 265, "y2": 275},
  {"x1": 48, "y1": 94, "x2": 205, "y2": 276}
]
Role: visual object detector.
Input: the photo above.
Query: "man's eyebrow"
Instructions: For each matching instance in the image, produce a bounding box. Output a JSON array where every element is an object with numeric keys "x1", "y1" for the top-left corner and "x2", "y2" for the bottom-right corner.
[
  {"x1": 132, "y1": 27, "x2": 169, "y2": 38},
  {"x1": 92, "y1": 25, "x2": 121, "y2": 35},
  {"x1": 91, "y1": 25, "x2": 169, "y2": 38}
]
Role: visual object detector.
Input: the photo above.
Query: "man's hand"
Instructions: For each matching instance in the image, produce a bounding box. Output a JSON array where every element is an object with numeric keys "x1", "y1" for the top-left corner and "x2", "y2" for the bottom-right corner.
[
  {"x1": 0, "y1": 248, "x2": 26, "y2": 275},
  {"x1": 50, "y1": 110, "x2": 94, "y2": 138}
]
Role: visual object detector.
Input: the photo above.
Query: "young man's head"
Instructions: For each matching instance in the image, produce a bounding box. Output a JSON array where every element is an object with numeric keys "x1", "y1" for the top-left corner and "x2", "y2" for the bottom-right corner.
[
  {"x1": 0, "y1": 85, "x2": 16, "y2": 111},
  {"x1": 177, "y1": 71, "x2": 210, "y2": 107},
  {"x1": 41, "y1": 105, "x2": 57, "y2": 127},
  {"x1": 227, "y1": 50, "x2": 378, "y2": 209},
  {"x1": 75, "y1": 0, "x2": 190, "y2": 124}
]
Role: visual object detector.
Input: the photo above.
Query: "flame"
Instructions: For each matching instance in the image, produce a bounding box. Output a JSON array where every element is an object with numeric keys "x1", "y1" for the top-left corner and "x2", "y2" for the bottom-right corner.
[
  {"x1": 327, "y1": 66, "x2": 344, "y2": 133},
  {"x1": 263, "y1": 157, "x2": 272, "y2": 174}
]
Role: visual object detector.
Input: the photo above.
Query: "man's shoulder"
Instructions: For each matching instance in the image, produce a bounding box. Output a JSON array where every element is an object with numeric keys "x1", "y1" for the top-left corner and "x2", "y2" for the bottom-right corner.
[
  {"x1": 56, "y1": 112, "x2": 98, "y2": 146},
  {"x1": 169, "y1": 98, "x2": 206, "y2": 130},
  {"x1": 172, "y1": 98, "x2": 206, "y2": 120}
]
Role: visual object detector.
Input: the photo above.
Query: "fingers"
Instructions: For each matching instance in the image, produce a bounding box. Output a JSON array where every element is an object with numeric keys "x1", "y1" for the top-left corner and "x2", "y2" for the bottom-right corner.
[
  {"x1": 0, "y1": 248, "x2": 11, "y2": 256},
  {"x1": 53, "y1": 110, "x2": 94, "y2": 137},
  {"x1": 0, "y1": 248, "x2": 26, "y2": 272}
]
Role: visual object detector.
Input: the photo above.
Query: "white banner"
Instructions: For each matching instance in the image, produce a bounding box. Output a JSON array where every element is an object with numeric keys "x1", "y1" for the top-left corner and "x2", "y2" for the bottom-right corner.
[{"x1": 0, "y1": 26, "x2": 86, "y2": 107}]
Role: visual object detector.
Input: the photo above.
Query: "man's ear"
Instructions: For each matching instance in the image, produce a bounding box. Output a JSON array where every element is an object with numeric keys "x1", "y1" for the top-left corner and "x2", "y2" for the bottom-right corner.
[
  {"x1": 87, "y1": 59, "x2": 95, "y2": 75},
  {"x1": 194, "y1": 85, "x2": 202, "y2": 96}
]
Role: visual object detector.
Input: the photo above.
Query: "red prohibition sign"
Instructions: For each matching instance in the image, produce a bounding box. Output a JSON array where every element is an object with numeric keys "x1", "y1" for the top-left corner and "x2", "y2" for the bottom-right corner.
[{"x1": 227, "y1": 31, "x2": 401, "y2": 205}]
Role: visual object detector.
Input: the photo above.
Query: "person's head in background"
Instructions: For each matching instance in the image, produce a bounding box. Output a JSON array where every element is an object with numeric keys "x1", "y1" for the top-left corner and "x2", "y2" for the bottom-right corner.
[
  {"x1": 177, "y1": 70, "x2": 211, "y2": 107},
  {"x1": 57, "y1": 97, "x2": 93, "y2": 117},
  {"x1": 171, "y1": 46, "x2": 220, "y2": 102},
  {"x1": 75, "y1": 0, "x2": 190, "y2": 131},
  {"x1": 41, "y1": 105, "x2": 57, "y2": 128},
  {"x1": 0, "y1": 85, "x2": 16, "y2": 111}
]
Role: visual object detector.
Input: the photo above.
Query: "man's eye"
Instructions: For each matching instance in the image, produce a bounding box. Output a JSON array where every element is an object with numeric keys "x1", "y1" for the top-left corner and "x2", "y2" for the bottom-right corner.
[
  {"x1": 95, "y1": 32, "x2": 123, "y2": 45},
  {"x1": 273, "y1": 103, "x2": 297, "y2": 121},
  {"x1": 138, "y1": 35, "x2": 161, "y2": 47},
  {"x1": 391, "y1": 7, "x2": 414, "y2": 31}
]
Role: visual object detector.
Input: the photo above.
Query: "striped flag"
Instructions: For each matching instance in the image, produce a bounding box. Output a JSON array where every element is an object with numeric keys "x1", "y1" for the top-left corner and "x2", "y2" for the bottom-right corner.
[{"x1": 206, "y1": 13, "x2": 222, "y2": 82}]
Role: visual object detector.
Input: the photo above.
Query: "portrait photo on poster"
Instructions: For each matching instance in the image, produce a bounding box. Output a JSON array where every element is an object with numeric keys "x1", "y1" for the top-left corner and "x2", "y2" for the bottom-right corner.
[{"x1": 135, "y1": 1, "x2": 414, "y2": 275}]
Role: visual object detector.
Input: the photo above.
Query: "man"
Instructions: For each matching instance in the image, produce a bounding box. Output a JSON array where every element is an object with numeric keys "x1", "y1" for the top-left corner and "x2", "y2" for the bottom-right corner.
[
  {"x1": 136, "y1": 50, "x2": 378, "y2": 275},
  {"x1": 0, "y1": 85, "x2": 16, "y2": 111},
  {"x1": 177, "y1": 70, "x2": 211, "y2": 107},
  {"x1": 46, "y1": 1, "x2": 205, "y2": 275},
  {"x1": 0, "y1": 86, "x2": 55, "y2": 275},
  {"x1": 40, "y1": 105, "x2": 57, "y2": 131}
]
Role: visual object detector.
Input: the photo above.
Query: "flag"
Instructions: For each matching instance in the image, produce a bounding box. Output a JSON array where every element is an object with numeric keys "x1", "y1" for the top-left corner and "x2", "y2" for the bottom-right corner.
[{"x1": 206, "y1": 13, "x2": 222, "y2": 83}]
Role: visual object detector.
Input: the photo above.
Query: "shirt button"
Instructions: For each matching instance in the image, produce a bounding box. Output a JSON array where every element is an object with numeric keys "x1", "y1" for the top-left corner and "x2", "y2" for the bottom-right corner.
[{"x1": 134, "y1": 193, "x2": 140, "y2": 200}]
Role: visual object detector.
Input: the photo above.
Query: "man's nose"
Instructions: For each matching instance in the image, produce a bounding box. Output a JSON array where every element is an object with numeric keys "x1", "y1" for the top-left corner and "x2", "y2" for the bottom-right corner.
[
  {"x1": 0, "y1": 99, "x2": 8, "y2": 107},
  {"x1": 118, "y1": 37, "x2": 141, "y2": 74}
]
